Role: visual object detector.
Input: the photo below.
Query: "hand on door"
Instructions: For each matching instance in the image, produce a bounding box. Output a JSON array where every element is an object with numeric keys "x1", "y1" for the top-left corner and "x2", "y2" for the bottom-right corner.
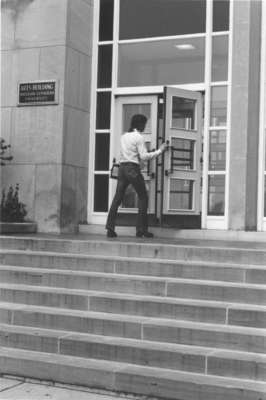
[{"x1": 159, "y1": 142, "x2": 169, "y2": 153}]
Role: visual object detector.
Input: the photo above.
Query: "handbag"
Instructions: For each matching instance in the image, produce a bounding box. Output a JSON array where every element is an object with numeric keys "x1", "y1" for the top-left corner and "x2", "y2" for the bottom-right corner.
[{"x1": 110, "y1": 159, "x2": 120, "y2": 179}]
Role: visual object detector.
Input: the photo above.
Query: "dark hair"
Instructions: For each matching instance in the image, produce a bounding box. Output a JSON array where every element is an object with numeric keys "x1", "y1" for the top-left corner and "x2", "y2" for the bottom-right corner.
[{"x1": 129, "y1": 114, "x2": 147, "y2": 132}]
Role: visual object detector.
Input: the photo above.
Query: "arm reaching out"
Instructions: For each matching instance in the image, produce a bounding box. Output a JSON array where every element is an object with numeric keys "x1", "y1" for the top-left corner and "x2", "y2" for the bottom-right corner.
[{"x1": 137, "y1": 136, "x2": 168, "y2": 161}]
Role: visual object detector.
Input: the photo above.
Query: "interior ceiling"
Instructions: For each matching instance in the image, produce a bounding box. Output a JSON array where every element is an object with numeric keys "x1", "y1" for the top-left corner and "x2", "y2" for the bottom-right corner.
[{"x1": 119, "y1": 37, "x2": 227, "y2": 62}]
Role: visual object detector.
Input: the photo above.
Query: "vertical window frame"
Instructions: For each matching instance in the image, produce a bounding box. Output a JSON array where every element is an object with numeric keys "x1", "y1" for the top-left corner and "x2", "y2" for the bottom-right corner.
[
  {"x1": 202, "y1": 0, "x2": 232, "y2": 228},
  {"x1": 257, "y1": 0, "x2": 266, "y2": 230}
]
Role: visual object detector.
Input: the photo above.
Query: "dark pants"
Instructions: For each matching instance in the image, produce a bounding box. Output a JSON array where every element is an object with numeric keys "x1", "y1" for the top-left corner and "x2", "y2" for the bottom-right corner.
[{"x1": 106, "y1": 162, "x2": 148, "y2": 233}]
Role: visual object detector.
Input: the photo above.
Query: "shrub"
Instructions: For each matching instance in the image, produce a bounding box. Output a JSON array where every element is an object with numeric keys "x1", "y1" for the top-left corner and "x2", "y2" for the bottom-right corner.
[{"x1": 0, "y1": 184, "x2": 27, "y2": 222}]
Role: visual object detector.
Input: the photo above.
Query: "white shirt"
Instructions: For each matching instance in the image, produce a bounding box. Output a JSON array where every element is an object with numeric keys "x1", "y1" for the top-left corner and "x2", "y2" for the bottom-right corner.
[{"x1": 120, "y1": 130, "x2": 162, "y2": 165}]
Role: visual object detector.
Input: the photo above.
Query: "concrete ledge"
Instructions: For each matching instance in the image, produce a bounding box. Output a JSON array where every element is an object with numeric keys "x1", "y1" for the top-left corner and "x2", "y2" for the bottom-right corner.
[{"x1": 0, "y1": 222, "x2": 37, "y2": 234}]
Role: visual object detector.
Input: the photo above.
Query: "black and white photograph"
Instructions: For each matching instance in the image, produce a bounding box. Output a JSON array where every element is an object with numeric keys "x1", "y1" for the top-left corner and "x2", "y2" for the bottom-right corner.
[{"x1": 1, "y1": 0, "x2": 266, "y2": 399}]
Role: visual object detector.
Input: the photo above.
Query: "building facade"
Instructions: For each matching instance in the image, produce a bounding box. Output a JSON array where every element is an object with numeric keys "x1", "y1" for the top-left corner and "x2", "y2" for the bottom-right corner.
[{"x1": 1, "y1": 0, "x2": 266, "y2": 233}]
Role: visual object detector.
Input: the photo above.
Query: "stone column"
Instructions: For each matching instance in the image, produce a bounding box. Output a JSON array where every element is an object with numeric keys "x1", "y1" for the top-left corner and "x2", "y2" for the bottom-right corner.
[
  {"x1": 228, "y1": 0, "x2": 262, "y2": 230},
  {"x1": 1, "y1": 0, "x2": 93, "y2": 233},
  {"x1": 61, "y1": 0, "x2": 93, "y2": 232}
]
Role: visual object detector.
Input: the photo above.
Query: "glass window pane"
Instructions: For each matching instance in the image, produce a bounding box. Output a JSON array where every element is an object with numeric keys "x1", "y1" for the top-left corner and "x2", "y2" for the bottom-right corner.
[
  {"x1": 264, "y1": 176, "x2": 266, "y2": 217},
  {"x1": 120, "y1": 0, "x2": 206, "y2": 40},
  {"x1": 172, "y1": 97, "x2": 196, "y2": 130},
  {"x1": 171, "y1": 138, "x2": 195, "y2": 170},
  {"x1": 209, "y1": 130, "x2": 226, "y2": 171},
  {"x1": 213, "y1": 0, "x2": 230, "y2": 32},
  {"x1": 264, "y1": 90, "x2": 266, "y2": 170},
  {"x1": 208, "y1": 174, "x2": 225, "y2": 215},
  {"x1": 210, "y1": 86, "x2": 227, "y2": 126},
  {"x1": 98, "y1": 45, "x2": 113, "y2": 88},
  {"x1": 99, "y1": 0, "x2": 114, "y2": 41},
  {"x1": 95, "y1": 133, "x2": 110, "y2": 171},
  {"x1": 94, "y1": 175, "x2": 109, "y2": 212},
  {"x1": 169, "y1": 179, "x2": 193, "y2": 210},
  {"x1": 96, "y1": 92, "x2": 111, "y2": 129},
  {"x1": 118, "y1": 37, "x2": 205, "y2": 87},
  {"x1": 264, "y1": 134, "x2": 266, "y2": 170},
  {"x1": 212, "y1": 35, "x2": 228, "y2": 82},
  {"x1": 264, "y1": 110, "x2": 266, "y2": 171},
  {"x1": 122, "y1": 104, "x2": 151, "y2": 133}
]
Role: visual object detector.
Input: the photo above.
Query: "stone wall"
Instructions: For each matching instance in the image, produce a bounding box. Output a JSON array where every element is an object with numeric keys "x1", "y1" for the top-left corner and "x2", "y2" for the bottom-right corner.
[{"x1": 1, "y1": 0, "x2": 93, "y2": 232}]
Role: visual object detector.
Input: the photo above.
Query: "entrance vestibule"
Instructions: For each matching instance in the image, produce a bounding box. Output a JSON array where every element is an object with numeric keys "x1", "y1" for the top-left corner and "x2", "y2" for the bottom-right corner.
[
  {"x1": 89, "y1": 0, "x2": 234, "y2": 232},
  {"x1": 111, "y1": 87, "x2": 203, "y2": 229}
]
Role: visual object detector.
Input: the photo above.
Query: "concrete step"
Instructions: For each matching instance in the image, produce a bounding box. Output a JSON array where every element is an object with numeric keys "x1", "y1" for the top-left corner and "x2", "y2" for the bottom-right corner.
[
  {"x1": 0, "y1": 283, "x2": 254, "y2": 326},
  {"x1": 1, "y1": 302, "x2": 265, "y2": 353},
  {"x1": 0, "y1": 323, "x2": 205, "y2": 375},
  {"x1": 0, "y1": 347, "x2": 265, "y2": 400},
  {"x1": 167, "y1": 279, "x2": 266, "y2": 305},
  {"x1": 1, "y1": 281, "x2": 266, "y2": 328},
  {"x1": 0, "y1": 323, "x2": 266, "y2": 380},
  {"x1": 2, "y1": 235, "x2": 266, "y2": 265},
  {"x1": 0, "y1": 283, "x2": 91, "y2": 310},
  {"x1": 0, "y1": 267, "x2": 266, "y2": 305},
  {"x1": 88, "y1": 292, "x2": 266, "y2": 329},
  {"x1": 2, "y1": 250, "x2": 266, "y2": 284},
  {"x1": 0, "y1": 251, "x2": 115, "y2": 276}
]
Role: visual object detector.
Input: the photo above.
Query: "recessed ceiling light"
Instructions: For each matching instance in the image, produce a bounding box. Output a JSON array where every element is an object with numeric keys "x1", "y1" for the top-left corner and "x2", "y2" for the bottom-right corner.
[{"x1": 175, "y1": 44, "x2": 195, "y2": 50}]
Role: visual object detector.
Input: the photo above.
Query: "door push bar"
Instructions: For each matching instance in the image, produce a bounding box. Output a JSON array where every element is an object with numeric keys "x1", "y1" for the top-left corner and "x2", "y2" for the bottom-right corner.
[{"x1": 165, "y1": 140, "x2": 193, "y2": 175}]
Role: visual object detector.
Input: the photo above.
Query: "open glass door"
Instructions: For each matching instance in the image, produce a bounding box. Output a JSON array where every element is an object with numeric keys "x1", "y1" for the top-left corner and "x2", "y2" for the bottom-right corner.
[
  {"x1": 162, "y1": 87, "x2": 203, "y2": 228},
  {"x1": 112, "y1": 95, "x2": 158, "y2": 225}
]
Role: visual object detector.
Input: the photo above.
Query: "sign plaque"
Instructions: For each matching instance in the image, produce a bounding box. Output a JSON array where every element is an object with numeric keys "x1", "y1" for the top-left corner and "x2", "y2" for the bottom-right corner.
[{"x1": 18, "y1": 80, "x2": 59, "y2": 106}]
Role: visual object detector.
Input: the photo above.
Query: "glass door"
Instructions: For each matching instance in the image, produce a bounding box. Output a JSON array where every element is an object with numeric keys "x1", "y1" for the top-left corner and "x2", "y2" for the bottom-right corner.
[
  {"x1": 112, "y1": 89, "x2": 203, "y2": 229},
  {"x1": 162, "y1": 87, "x2": 203, "y2": 228},
  {"x1": 112, "y1": 96, "x2": 158, "y2": 222}
]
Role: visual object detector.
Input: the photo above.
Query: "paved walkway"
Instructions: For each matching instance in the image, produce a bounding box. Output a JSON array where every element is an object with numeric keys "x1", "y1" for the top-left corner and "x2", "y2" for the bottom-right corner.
[{"x1": 0, "y1": 377, "x2": 155, "y2": 400}]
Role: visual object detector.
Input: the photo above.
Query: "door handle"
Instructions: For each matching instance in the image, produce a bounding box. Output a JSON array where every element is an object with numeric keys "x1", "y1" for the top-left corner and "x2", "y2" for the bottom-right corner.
[
  {"x1": 147, "y1": 149, "x2": 155, "y2": 179},
  {"x1": 164, "y1": 141, "x2": 174, "y2": 176}
]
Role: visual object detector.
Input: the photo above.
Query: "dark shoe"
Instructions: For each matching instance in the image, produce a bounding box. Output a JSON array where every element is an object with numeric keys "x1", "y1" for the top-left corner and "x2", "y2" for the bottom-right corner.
[
  {"x1": 136, "y1": 231, "x2": 154, "y2": 238},
  {"x1": 107, "y1": 229, "x2": 117, "y2": 238}
]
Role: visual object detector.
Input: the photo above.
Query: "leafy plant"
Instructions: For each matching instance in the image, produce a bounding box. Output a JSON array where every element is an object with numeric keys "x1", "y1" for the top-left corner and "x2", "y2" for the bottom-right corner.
[
  {"x1": 0, "y1": 138, "x2": 13, "y2": 166},
  {"x1": 0, "y1": 184, "x2": 27, "y2": 222}
]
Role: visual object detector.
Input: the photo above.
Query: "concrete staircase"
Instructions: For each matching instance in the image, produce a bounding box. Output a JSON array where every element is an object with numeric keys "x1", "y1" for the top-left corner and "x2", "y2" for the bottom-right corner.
[{"x1": 0, "y1": 234, "x2": 266, "y2": 400}]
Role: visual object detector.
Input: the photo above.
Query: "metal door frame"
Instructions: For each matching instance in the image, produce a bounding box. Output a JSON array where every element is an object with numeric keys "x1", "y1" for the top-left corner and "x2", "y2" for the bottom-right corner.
[{"x1": 111, "y1": 95, "x2": 158, "y2": 214}]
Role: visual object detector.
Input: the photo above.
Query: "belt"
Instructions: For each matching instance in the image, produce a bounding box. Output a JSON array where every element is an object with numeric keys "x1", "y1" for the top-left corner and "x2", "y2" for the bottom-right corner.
[{"x1": 120, "y1": 162, "x2": 139, "y2": 166}]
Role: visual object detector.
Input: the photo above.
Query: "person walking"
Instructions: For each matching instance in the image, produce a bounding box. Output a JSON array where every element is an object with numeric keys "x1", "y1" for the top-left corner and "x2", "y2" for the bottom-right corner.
[{"x1": 106, "y1": 114, "x2": 168, "y2": 238}]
